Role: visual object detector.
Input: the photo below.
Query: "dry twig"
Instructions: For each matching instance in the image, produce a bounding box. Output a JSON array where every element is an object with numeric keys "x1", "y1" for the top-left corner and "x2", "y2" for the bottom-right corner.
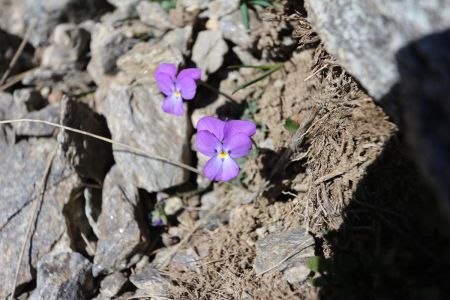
[
  {"x1": 0, "y1": 118, "x2": 201, "y2": 175},
  {"x1": 0, "y1": 27, "x2": 32, "y2": 86}
]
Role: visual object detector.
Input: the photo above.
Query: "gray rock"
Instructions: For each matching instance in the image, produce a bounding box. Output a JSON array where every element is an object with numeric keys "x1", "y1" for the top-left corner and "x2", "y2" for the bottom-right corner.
[
  {"x1": 93, "y1": 165, "x2": 148, "y2": 276},
  {"x1": 305, "y1": 0, "x2": 450, "y2": 100},
  {"x1": 87, "y1": 23, "x2": 138, "y2": 86},
  {"x1": 58, "y1": 97, "x2": 114, "y2": 182},
  {"x1": 129, "y1": 265, "x2": 170, "y2": 297},
  {"x1": 115, "y1": 42, "x2": 183, "y2": 85},
  {"x1": 98, "y1": 43, "x2": 190, "y2": 192},
  {"x1": 199, "y1": 191, "x2": 228, "y2": 230},
  {"x1": 137, "y1": 1, "x2": 173, "y2": 30},
  {"x1": 100, "y1": 83, "x2": 191, "y2": 192},
  {"x1": 99, "y1": 272, "x2": 127, "y2": 298},
  {"x1": 29, "y1": 251, "x2": 94, "y2": 300},
  {"x1": 41, "y1": 23, "x2": 90, "y2": 69},
  {"x1": 13, "y1": 88, "x2": 47, "y2": 112},
  {"x1": 202, "y1": 0, "x2": 240, "y2": 19},
  {"x1": 13, "y1": 104, "x2": 60, "y2": 137},
  {"x1": 219, "y1": 10, "x2": 252, "y2": 48},
  {"x1": 0, "y1": 0, "x2": 108, "y2": 47},
  {"x1": 192, "y1": 30, "x2": 229, "y2": 78},
  {"x1": 0, "y1": 137, "x2": 80, "y2": 298},
  {"x1": 178, "y1": 0, "x2": 209, "y2": 12},
  {"x1": 161, "y1": 26, "x2": 193, "y2": 56},
  {"x1": 254, "y1": 227, "x2": 314, "y2": 283}
]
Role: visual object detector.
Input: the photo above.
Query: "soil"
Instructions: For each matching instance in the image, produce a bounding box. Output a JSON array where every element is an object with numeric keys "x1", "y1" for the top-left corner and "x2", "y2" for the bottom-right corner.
[{"x1": 158, "y1": 2, "x2": 450, "y2": 299}]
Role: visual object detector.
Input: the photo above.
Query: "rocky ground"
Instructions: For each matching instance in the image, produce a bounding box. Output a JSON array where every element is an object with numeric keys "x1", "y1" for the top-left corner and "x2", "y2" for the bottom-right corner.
[{"x1": 1, "y1": 0, "x2": 450, "y2": 299}]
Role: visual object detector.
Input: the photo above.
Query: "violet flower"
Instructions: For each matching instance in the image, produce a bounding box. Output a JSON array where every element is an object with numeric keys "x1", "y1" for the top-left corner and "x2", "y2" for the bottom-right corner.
[
  {"x1": 196, "y1": 116, "x2": 256, "y2": 181},
  {"x1": 154, "y1": 63, "x2": 201, "y2": 116}
]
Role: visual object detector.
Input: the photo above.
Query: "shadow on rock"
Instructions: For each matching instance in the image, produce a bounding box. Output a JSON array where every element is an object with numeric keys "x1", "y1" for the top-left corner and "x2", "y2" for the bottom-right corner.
[{"x1": 318, "y1": 30, "x2": 450, "y2": 299}]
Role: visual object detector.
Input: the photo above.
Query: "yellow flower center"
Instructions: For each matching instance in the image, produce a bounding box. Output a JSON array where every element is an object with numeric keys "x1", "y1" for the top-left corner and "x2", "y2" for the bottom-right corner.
[
  {"x1": 174, "y1": 91, "x2": 181, "y2": 97},
  {"x1": 218, "y1": 151, "x2": 228, "y2": 158}
]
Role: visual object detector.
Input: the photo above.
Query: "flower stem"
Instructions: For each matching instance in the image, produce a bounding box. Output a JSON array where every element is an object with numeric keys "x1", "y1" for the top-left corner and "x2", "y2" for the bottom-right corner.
[{"x1": 0, "y1": 118, "x2": 202, "y2": 175}]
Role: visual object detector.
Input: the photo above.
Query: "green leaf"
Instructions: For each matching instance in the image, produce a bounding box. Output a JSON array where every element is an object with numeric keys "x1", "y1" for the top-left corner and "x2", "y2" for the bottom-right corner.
[
  {"x1": 283, "y1": 118, "x2": 300, "y2": 133},
  {"x1": 228, "y1": 64, "x2": 281, "y2": 70},
  {"x1": 307, "y1": 256, "x2": 328, "y2": 273},
  {"x1": 249, "y1": 0, "x2": 275, "y2": 8},
  {"x1": 240, "y1": 1, "x2": 250, "y2": 30},
  {"x1": 232, "y1": 64, "x2": 283, "y2": 94}
]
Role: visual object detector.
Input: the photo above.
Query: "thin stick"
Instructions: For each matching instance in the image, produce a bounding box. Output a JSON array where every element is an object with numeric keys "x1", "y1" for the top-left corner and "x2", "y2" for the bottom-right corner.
[
  {"x1": 0, "y1": 118, "x2": 202, "y2": 175},
  {"x1": 0, "y1": 67, "x2": 39, "y2": 91},
  {"x1": 0, "y1": 27, "x2": 32, "y2": 86},
  {"x1": 10, "y1": 146, "x2": 57, "y2": 299}
]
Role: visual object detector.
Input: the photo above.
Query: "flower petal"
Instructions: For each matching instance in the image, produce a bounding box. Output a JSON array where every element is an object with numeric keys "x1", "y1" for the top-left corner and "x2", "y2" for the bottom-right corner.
[
  {"x1": 223, "y1": 120, "x2": 257, "y2": 139},
  {"x1": 154, "y1": 72, "x2": 175, "y2": 96},
  {"x1": 177, "y1": 68, "x2": 201, "y2": 81},
  {"x1": 162, "y1": 94, "x2": 184, "y2": 116},
  {"x1": 204, "y1": 155, "x2": 239, "y2": 181},
  {"x1": 154, "y1": 63, "x2": 177, "y2": 80},
  {"x1": 196, "y1": 116, "x2": 226, "y2": 141},
  {"x1": 196, "y1": 130, "x2": 221, "y2": 157},
  {"x1": 177, "y1": 76, "x2": 197, "y2": 100},
  {"x1": 204, "y1": 155, "x2": 223, "y2": 181},
  {"x1": 219, "y1": 156, "x2": 240, "y2": 181},
  {"x1": 223, "y1": 133, "x2": 252, "y2": 158}
]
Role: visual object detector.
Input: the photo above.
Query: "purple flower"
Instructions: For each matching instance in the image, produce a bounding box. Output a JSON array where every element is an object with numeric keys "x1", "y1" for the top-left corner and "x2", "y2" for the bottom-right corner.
[
  {"x1": 154, "y1": 63, "x2": 201, "y2": 116},
  {"x1": 196, "y1": 116, "x2": 256, "y2": 181}
]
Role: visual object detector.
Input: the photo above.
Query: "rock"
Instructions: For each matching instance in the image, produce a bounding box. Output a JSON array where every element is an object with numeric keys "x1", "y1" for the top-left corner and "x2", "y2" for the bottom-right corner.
[
  {"x1": 178, "y1": 0, "x2": 209, "y2": 12},
  {"x1": 29, "y1": 251, "x2": 94, "y2": 300},
  {"x1": 129, "y1": 265, "x2": 171, "y2": 297},
  {"x1": 99, "y1": 43, "x2": 190, "y2": 192},
  {"x1": 192, "y1": 30, "x2": 229, "y2": 78},
  {"x1": 254, "y1": 227, "x2": 314, "y2": 283},
  {"x1": 202, "y1": 0, "x2": 240, "y2": 19},
  {"x1": 137, "y1": 1, "x2": 173, "y2": 30},
  {"x1": 0, "y1": 137, "x2": 80, "y2": 298},
  {"x1": 100, "y1": 83, "x2": 191, "y2": 192},
  {"x1": 305, "y1": 0, "x2": 450, "y2": 100},
  {"x1": 58, "y1": 97, "x2": 114, "y2": 182},
  {"x1": 41, "y1": 23, "x2": 90, "y2": 69},
  {"x1": 99, "y1": 272, "x2": 128, "y2": 298},
  {"x1": 161, "y1": 26, "x2": 193, "y2": 56},
  {"x1": 87, "y1": 23, "x2": 139, "y2": 87},
  {"x1": 164, "y1": 196, "x2": 183, "y2": 215},
  {"x1": 115, "y1": 42, "x2": 183, "y2": 85},
  {"x1": 0, "y1": 0, "x2": 108, "y2": 47},
  {"x1": 93, "y1": 165, "x2": 148, "y2": 276},
  {"x1": 84, "y1": 187, "x2": 102, "y2": 237},
  {"x1": 13, "y1": 88, "x2": 47, "y2": 112},
  {"x1": 13, "y1": 104, "x2": 60, "y2": 137},
  {"x1": 199, "y1": 191, "x2": 228, "y2": 230},
  {"x1": 218, "y1": 10, "x2": 253, "y2": 48}
]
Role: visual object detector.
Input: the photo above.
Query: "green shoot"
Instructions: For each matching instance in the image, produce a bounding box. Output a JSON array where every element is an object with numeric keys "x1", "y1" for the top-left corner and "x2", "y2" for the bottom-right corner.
[{"x1": 232, "y1": 63, "x2": 283, "y2": 94}]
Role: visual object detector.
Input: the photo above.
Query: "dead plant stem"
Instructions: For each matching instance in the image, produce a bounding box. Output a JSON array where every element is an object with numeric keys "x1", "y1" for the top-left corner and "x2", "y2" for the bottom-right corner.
[
  {"x1": 0, "y1": 118, "x2": 201, "y2": 176},
  {"x1": 0, "y1": 27, "x2": 32, "y2": 86}
]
